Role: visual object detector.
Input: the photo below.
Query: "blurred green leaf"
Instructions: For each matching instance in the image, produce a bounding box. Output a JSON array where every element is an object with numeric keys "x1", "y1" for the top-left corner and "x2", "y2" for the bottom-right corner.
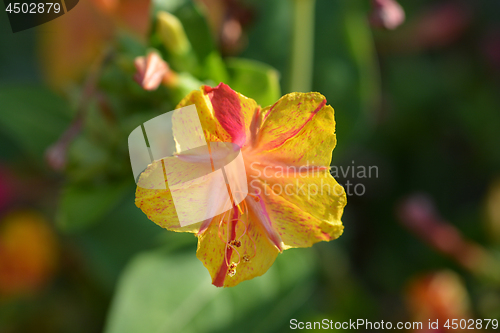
[
  {"x1": 170, "y1": 72, "x2": 205, "y2": 105},
  {"x1": 204, "y1": 51, "x2": 229, "y2": 84},
  {"x1": 175, "y1": 2, "x2": 215, "y2": 65},
  {"x1": 313, "y1": 0, "x2": 381, "y2": 156},
  {"x1": 75, "y1": 193, "x2": 167, "y2": 291},
  {"x1": 0, "y1": 86, "x2": 72, "y2": 161},
  {"x1": 65, "y1": 136, "x2": 112, "y2": 183},
  {"x1": 342, "y1": 0, "x2": 380, "y2": 125},
  {"x1": 104, "y1": 248, "x2": 316, "y2": 333},
  {"x1": 57, "y1": 181, "x2": 133, "y2": 231},
  {"x1": 226, "y1": 58, "x2": 281, "y2": 107}
]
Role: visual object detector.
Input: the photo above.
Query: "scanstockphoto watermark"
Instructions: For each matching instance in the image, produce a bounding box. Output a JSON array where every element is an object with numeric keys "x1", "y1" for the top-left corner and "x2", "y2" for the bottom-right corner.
[
  {"x1": 248, "y1": 161, "x2": 379, "y2": 198},
  {"x1": 290, "y1": 319, "x2": 423, "y2": 330},
  {"x1": 290, "y1": 318, "x2": 499, "y2": 330}
]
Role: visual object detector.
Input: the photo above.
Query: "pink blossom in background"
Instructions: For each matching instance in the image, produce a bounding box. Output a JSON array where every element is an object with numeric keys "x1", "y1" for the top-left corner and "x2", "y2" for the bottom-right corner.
[{"x1": 369, "y1": 0, "x2": 406, "y2": 30}]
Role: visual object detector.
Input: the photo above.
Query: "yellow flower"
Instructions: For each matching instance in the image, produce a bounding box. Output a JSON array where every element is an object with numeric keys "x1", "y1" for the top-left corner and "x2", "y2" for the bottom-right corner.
[{"x1": 135, "y1": 83, "x2": 346, "y2": 287}]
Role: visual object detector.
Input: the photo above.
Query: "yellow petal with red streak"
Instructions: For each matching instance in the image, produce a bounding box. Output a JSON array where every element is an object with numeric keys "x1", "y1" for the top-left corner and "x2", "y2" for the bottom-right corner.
[{"x1": 196, "y1": 206, "x2": 280, "y2": 287}]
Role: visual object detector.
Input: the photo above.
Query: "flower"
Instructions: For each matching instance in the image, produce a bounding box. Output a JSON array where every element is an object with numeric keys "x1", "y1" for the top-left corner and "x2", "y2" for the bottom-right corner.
[
  {"x1": 406, "y1": 271, "x2": 471, "y2": 332},
  {"x1": 135, "y1": 83, "x2": 347, "y2": 287},
  {"x1": 369, "y1": 0, "x2": 405, "y2": 30},
  {"x1": 0, "y1": 211, "x2": 58, "y2": 298}
]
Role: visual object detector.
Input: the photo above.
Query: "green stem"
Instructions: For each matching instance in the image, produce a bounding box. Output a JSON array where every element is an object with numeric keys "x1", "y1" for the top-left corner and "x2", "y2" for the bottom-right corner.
[{"x1": 289, "y1": 0, "x2": 316, "y2": 93}]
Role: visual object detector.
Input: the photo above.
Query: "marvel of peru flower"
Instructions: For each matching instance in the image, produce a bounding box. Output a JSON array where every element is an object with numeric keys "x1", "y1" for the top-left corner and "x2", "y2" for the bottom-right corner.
[{"x1": 135, "y1": 83, "x2": 347, "y2": 287}]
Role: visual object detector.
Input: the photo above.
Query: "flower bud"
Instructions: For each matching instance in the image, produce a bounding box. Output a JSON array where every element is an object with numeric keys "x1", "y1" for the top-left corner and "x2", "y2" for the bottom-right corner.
[
  {"x1": 156, "y1": 11, "x2": 191, "y2": 55},
  {"x1": 133, "y1": 51, "x2": 169, "y2": 91},
  {"x1": 369, "y1": 0, "x2": 405, "y2": 30}
]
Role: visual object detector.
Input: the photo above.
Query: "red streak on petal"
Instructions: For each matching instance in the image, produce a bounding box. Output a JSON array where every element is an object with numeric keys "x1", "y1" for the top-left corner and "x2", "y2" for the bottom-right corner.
[
  {"x1": 249, "y1": 107, "x2": 261, "y2": 147},
  {"x1": 212, "y1": 209, "x2": 238, "y2": 287},
  {"x1": 204, "y1": 83, "x2": 246, "y2": 147},
  {"x1": 263, "y1": 98, "x2": 326, "y2": 151},
  {"x1": 247, "y1": 193, "x2": 284, "y2": 252},
  {"x1": 197, "y1": 217, "x2": 213, "y2": 236},
  {"x1": 264, "y1": 101, "x2": 278, "y2": 121}
]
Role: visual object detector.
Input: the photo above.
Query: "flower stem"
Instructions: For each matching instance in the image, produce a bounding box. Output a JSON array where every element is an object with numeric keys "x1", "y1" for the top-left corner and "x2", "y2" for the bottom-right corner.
[{"x1": 289, "y1": 0, "x2": 316, "y2": 92}]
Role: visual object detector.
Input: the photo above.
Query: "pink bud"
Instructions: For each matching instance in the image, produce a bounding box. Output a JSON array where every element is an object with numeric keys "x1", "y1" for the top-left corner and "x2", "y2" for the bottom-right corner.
[
  {"x1": 369, "y1": 0, "x2": 405, "y2": 30},
  {"x1": 133, "y1": 52, "x2": 169, "y2": 91}
]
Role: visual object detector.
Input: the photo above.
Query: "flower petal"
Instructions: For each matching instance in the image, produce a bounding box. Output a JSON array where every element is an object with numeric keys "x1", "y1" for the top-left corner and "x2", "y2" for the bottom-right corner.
[
  {"x1": 135, "y1": 157, "x2": 232, "y2": 232},
  {"x1": 253, "y1": 92, "x2": 336, "y2": 167},
  {"x1": 196, "y1": 206, "x2": 280, "y2": 287},
  {"x1": 203, "y1": 83, "x2": 245, "y2": 147},
  {"x1": 203, "y1": 83, "x2": 259, "y2": 148},
  {"x1": 175, "y1": 89, "x2": 232, "y2": 147},
  {"x1": 245, "y1": 193, "x2": 285, "y2": 252},
  {"x1": 248, "y1": 169, "x2": 346, "y2": 249},
  {"x1": 174, "y1": 84, "x2": 259, "y2": 149}
]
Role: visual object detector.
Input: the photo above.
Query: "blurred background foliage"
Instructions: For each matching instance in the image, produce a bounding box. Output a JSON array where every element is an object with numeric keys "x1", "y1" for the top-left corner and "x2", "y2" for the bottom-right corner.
[{"x1": 0, "y1": 0, "x2": 500, "y2": 332}]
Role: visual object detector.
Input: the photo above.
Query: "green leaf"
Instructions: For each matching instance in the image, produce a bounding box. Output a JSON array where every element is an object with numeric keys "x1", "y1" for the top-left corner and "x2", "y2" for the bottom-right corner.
[
  {"x1": 169, "y1": 72, "x2": 204, "y2": 105},
  {"x1": 74, "y1": 193, "x2": 168, "y2": 291},
  {"x1": 204, "y1": 51, "x2": 229, "y2": 84},
  {"x1": 312, "y1": 0, "x2": 381, "y2": 155},
  {"x1": 342, "y1": 0, "x2": 381, "y2": 134},
  {"x1": 0, "y1": 86, "x2": 72, "y2": 161},
  {"x1": 174, "y1": 2, "x2": 216, "y2": 64},
  {"x1": 104, "y1": 248, "x2": 316, "y2": 333},
  {"x1": 65, "y1": 135, "x2": 113, "y2": 183},
  {"x1": 57, "y1": 181, "x2": 133, "y2": 231},
  {"x1": 226, "y1": 58, "x2": 281, "y2": 107}
]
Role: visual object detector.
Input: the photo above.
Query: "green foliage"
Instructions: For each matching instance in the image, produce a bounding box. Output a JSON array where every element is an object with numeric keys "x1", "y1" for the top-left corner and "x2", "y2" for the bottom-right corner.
[
  {"x1": 2, "y1": 0, "x2": 500, "y2": 331},
  {"x1": 57, "y1": 181, "x2": 133, "y2": 231},
  {"x1": 74, "y1": 193, "x2": 166, "y2": 290},
  {"x1": 104, "y1": 248, "x2": 316, "y2": 333},
  {"x1": 0, "y1": 86, "x2": 72, "y2": 161},
  {"x1": 226, "y1": 58, "x2": 281, "y2": 107}
]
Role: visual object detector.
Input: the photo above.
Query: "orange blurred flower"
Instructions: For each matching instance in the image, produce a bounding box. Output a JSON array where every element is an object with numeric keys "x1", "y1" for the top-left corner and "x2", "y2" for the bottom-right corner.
[
  {"x1": 38, "y1": 0, "x2": 150, "y2": 89},
  {"x1": 406, "y1": 271, "x2": 471, "y2": 332},
  {"x1": 0, "y1": 211, "x2": 58, "y2": 299}
]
